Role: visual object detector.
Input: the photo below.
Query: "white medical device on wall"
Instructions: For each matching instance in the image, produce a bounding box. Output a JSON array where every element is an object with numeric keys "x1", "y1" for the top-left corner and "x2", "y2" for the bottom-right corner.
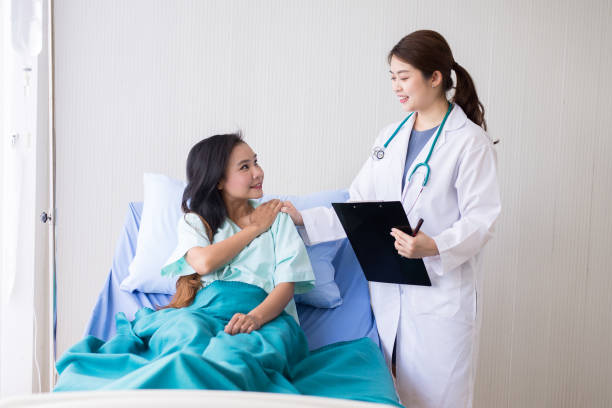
[
  {"x1": 11, "y1": 0, "x2": 43, "y2": 57},
  {"x1": 3, "y1": 0, "x2": 43, "y2": 304},
  {"x1": 2, "y1": 0, "x2": 56, "y2": 392}
]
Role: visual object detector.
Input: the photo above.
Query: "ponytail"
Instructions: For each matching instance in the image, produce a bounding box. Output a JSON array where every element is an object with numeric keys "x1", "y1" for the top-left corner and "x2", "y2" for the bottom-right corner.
[
  {"x1": 159, "y1": 214, "x2": 212, "y2": 310},
  {"x1": 452, "y1": 61, "x2": 487, "y2": 131},
  {"x1": 160, "y1": 273, "x2": 203, "y2": 310}
]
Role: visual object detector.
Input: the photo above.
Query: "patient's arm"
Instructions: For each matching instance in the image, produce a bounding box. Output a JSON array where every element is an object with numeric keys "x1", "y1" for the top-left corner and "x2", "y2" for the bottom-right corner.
[
  {"x1": 224, "y1": 282, "x2": 295, "y2": 335},
  {"x1": 186, "y1": 200, "x2": 283, "y2": 275},
  {"x1": 185, "y1": 226, "x2": 260, "y2": 275}
]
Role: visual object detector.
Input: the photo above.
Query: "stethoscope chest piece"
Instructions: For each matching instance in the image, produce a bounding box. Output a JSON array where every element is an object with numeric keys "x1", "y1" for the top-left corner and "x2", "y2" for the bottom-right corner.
[{"x1": 372, "y1": 146, "x2": 385, "y2": 161}]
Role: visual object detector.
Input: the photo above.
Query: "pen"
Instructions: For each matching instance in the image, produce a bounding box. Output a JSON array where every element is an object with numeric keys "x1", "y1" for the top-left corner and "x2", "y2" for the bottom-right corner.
[{"x1": 412, "y1": 219, "x2": 424, "y2": 237}]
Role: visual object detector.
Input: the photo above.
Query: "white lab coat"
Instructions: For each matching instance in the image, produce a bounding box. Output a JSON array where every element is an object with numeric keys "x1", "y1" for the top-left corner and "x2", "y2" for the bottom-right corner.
[{"x1": 300, "y1": 105, "x2": 501, "y2": 408}]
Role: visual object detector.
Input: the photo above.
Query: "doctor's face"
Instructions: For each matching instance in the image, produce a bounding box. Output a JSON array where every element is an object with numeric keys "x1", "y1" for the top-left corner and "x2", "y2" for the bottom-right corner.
[
  {"x1": 389, "y1": 56, "x2": 440, "y2": 113},
  {"x1": 218, "y1": 143, "x2": 264, "y2": 201}
]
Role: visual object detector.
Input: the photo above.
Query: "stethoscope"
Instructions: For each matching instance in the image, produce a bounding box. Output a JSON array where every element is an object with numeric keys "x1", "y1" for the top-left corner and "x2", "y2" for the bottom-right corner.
[
  {"x1": 371, "y1": 102, "x2": 454, "y2": 188},
  {"x1": 371, "y1": 103, "x2": 454, "y2": 215}
]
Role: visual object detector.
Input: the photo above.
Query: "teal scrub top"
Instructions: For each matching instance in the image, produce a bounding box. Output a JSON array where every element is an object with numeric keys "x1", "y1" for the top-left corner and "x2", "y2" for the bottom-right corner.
[{"x1": 161, "y1": 201, "x2": 315, "y2": 323}]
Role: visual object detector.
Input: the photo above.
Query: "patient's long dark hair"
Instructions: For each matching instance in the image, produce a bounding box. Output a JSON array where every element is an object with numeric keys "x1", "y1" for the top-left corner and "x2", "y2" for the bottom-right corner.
[{"x1": 161, "y1": 132, "x2": 244, "y2": 309}]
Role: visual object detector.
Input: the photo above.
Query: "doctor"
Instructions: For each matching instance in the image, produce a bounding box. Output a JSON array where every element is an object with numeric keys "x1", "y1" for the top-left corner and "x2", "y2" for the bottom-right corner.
[{"x1": 281, "y1": 30, "x2": 501, "y2": 407}]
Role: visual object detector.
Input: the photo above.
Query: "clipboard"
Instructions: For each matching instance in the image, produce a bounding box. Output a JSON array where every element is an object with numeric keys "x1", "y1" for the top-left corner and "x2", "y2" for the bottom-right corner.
[{"x1": 332, "y1": 201, "x2": 431, "y2": 286}]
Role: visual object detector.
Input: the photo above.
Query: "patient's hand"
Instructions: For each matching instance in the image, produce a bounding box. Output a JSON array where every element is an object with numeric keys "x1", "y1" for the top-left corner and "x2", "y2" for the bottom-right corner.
[
  {"x1": 280, "y1": 201, "x2": 304, "y2": 226},
  {"x1": 249, "y1": 199, "x2": 282, "y2": 235},
  {"x1": 225, "y1": 313, "x2": 262, "y2": 335}
]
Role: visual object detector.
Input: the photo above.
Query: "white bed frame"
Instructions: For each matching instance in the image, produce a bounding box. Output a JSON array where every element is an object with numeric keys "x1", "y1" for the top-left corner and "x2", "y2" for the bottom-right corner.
[{"x1": 0, "y1": 390, "x2": 394, "y2": 407}]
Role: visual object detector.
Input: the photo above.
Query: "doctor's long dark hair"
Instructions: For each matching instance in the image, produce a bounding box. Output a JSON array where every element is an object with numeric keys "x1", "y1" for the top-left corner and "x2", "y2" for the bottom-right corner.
[
  {"x1": 161, "y1": 132, "x2": 244, "y2": 310},
  {"x1": 389, "y1": 30, "x2": 487, "y2": 130}
]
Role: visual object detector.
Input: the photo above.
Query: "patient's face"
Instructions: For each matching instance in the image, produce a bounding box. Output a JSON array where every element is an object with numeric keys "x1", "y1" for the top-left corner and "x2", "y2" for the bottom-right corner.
[{"x1": 219, "y1": 143, "x2": 264, "y2": 200}]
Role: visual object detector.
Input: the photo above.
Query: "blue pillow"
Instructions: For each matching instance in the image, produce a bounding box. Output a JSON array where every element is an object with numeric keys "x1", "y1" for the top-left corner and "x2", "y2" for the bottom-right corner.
[
  {"x1": 295, "y1": 240, "x2": 344, "y2": 308},
  {"x1": 262, "y1": 189, "x2": 349, "y2": 308}
]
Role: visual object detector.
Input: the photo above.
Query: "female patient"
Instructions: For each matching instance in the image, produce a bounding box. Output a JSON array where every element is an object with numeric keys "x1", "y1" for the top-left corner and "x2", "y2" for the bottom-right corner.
[
  {"x1": 160, "y1": 132, "x2": 314, "y2": 328},
  {"x1": 53, "y1": 133, "x2": 399, "y2": 407}
]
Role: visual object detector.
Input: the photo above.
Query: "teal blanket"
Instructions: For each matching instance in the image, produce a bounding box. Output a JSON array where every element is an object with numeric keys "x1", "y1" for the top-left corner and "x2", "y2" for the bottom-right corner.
[{"x1": 55, "y1": 281, "x2": 400, "y2": 406}]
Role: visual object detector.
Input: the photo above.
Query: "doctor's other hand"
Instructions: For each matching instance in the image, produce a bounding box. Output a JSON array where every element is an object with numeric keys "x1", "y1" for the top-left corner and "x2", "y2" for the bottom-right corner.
[
  {"x1": 249, "y1": 199, "x2": 282, "y2": 235},
  {"x1": 280, "y1": 201, "x2": 304, "y2": 226},
  {"x1": 390, "y1": 228, "x2": 439, "y2": 258}
]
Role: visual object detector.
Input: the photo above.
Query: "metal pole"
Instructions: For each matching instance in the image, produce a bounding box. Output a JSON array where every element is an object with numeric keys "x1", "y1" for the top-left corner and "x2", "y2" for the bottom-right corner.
[{"x1": 47, "y1": 0, "x2": 57, "y2": 391}]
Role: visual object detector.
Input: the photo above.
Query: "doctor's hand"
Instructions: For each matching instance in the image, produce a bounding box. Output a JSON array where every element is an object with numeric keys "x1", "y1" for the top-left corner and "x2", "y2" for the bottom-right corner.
[
  {"x1": 224, "y1": 313, "x2": 262, "y2": 335},
  {"x1": 390, "y1": 228, "x2": 439, "y2": 259},
  {"x1": 280, "y1": 201, "x2": 304, "y2": 226},
  {"x1": 250, "y1": 199, "x2": 283, "y2": 235}
]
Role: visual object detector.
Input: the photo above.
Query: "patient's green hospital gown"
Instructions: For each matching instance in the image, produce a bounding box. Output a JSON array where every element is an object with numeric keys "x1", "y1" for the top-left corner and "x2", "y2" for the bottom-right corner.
[
  {"x1": 54, "y1": 202, "x2": 401, "y2": 407},
  {"x1": 161, "y1": 201, "x2": 315, "y2": 323}
]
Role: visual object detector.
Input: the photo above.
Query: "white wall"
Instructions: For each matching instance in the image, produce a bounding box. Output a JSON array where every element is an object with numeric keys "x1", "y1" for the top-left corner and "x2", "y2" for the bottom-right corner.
[
  {"x1": 0, "y1": 0, "x2": 6, "y2": 386},
  {"x1": 53, "y1": 1, "x2": 612, "y2": 406}
]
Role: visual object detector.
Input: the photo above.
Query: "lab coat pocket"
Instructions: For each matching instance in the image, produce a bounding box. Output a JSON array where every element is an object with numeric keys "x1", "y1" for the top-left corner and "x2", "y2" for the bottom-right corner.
[{"x1": 408, "y1": 257, "x2": 461, "y2": 318}]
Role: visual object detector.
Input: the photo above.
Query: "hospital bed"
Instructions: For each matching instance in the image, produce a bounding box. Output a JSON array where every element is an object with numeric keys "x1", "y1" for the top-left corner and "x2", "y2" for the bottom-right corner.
[
  {"x1": 83, "y1": 196, "x2": 381, "y2": 351},
  {"x1": 0, "y1": 390, "x2": 394, "y2": 407},
  {"x1": 0, "y1": 191, "x2": 400, "y2": 407}
]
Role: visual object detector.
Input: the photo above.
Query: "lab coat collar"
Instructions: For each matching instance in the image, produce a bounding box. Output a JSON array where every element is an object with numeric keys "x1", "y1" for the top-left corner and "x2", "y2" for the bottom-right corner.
[
  {"x1": 402, "y1": 102, "x2": 467, "y2": 150},
  {"x1": 390, "y1": 113, "x2": 417, "y2": 198},
  {"x1": 444, "y1": 103, "x2": 468, "y2": 133},
  {"x1": 398, "y1": 103, "x2": 468, "y2": 199},
  {"x1": 411, "y1": 102, "x2": 468, "y2": 154}
]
